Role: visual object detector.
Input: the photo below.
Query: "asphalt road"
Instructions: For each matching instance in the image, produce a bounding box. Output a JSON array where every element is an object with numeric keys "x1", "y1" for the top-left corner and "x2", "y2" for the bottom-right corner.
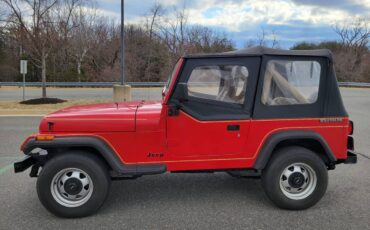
[
  {"x1": 0, "y1": 88, "x2": 369, "y2": 230},
  {"x1": 0, "y1": 87, "x2": 163, "y2": 101}
]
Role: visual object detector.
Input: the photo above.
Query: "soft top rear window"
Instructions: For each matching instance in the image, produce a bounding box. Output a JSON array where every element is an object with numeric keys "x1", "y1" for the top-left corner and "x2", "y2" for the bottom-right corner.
[{"x1": 261, "y1": 60, "x2": 321, "y2": 106}]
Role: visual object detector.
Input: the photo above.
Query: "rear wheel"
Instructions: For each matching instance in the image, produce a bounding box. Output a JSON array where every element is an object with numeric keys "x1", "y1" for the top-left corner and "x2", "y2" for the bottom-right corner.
[
  {"x1": 261, "y1": 146, "x2": 328, "y2": 210},
  {"x1": 37, "y1": 151, "x2": 111, "y2": 217}
]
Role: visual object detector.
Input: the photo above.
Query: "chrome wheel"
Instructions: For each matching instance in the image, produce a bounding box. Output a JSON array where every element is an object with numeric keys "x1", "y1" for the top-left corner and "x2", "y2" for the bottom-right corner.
[
  {"x1": 279, "y1": 163, "x2": 317, "y2": 200},
  {"x1": 50, "y1": 168, "x2": 93, "y2": 208}
]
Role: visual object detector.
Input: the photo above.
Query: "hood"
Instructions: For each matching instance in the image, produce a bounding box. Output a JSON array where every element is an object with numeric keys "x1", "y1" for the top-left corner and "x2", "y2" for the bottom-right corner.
[
  {"x1": 39, "y1": 101, "x2": 143, "y2": 133},
  {"x1": 135, "y1": 100, "x2": 164, "y2": 131}
]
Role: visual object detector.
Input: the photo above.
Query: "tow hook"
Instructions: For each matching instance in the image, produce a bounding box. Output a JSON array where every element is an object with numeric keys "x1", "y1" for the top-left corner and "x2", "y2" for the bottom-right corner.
[{"x1": 328, "y1": 162, "x2": 336, "y2": 170}]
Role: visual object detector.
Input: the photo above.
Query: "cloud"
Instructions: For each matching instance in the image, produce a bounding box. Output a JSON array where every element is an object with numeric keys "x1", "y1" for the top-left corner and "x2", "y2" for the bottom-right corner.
[
  {"x1": 94, "y1": 0, "x2": 370, "y2": 48},
  {"x1": 183, "y1": 0, "x2": 364, "y2": 31},
  {"x1": 291, "y1": 0, "x2": 370, "y2": 13}
]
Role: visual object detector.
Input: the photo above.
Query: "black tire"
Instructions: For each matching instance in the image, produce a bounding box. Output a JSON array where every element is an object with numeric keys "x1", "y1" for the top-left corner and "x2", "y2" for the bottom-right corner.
[
  {"x1": 261, "y1": 146, "x2": 328, "y2": 210},
  {"x1": 37, "y1": 151, "x2": 111, "y2": 218}
]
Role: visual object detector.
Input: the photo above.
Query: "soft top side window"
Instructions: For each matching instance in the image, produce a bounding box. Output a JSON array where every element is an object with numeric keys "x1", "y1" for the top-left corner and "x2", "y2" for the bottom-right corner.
[
  {"x1": 261, "y1": 60, "x2": 321, "y2": 106},
  {"x1": 187, "y1": 65, "x2": 249, "y2": 105}
]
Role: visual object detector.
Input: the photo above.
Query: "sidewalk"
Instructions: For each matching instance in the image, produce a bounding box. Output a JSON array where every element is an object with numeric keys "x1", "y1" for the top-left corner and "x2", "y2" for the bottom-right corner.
[{"x1": 0, "y1": 99, "x2": 110, "y2": 116}]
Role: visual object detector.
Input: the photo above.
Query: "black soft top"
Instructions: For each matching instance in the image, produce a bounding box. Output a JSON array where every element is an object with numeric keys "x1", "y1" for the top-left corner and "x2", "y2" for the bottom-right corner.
[
  {"x1": 185, "y1": 46, "x2": 333, "y2": 61},
  {"x1": 181, "y1": 45, "x2": 347, "y2": 118}
]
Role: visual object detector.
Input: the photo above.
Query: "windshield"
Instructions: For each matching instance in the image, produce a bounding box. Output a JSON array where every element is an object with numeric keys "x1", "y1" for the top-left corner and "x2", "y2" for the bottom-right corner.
[{"x1": 164, "y1": 59, "x2": 182, "y2": 94}]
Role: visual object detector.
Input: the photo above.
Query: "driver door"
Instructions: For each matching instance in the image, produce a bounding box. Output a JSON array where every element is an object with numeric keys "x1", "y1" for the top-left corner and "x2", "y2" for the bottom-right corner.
[{"x1": 166, "y1": 57, "x2": 260, "y2": 161}]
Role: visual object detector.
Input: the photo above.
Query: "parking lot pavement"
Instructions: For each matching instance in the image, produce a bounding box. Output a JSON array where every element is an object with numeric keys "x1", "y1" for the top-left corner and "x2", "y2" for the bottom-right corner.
[{"x1": 0, "y1": 88, "x2": 369, "y2": 230}]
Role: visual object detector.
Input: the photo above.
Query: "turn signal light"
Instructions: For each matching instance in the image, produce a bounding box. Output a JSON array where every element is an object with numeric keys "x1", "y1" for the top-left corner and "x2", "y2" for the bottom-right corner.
[{"x1": 36, "y1": 135, "x2": 55, "y2": 141}]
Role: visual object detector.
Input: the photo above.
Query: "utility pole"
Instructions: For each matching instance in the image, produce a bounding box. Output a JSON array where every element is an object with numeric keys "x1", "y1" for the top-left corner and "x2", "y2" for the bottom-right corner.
[
  {"x1": 120, "y1": 0, "x2": 125, "y2": 85},
  {"x1": 113, "y1": 0, "x2": 131, "y2": 102}
]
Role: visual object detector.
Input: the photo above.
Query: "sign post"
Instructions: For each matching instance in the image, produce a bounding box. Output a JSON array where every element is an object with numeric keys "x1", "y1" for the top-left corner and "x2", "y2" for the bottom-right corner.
[{"x1": 20, "y1": 60, "x2": 27, "y2": 101}]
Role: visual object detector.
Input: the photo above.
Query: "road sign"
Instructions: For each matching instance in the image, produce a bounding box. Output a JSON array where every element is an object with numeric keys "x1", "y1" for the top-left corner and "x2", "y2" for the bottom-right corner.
[
  {"x1": 20, "y1": 60, "x2": 27, "y2": 74},
  {"x1": 20, "y1": 60, "x2": 27, "y2": 101}
]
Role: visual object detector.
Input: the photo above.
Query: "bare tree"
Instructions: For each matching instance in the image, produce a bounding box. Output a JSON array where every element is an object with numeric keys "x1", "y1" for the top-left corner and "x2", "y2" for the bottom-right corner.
[
  {"x1": 186, "y1": 26, "x2": 233, "y2": 53},
  {"x1": 334, "y1": 18, "x2": 370, "y2": 50},
  {"x1": 333, "y1": 17, "x2": 370, "y2": 78},
  {"x1": 87, "y1": 19, "x2": 122, "y2": 81},
  {"x1": 257, "y1": 28, "x2": 267, "y2": 46},
  {"x1": 0, "y1": 1, "x2": 6, "y2": 42},
  {"x1": 0, "y1": 1, "x2": 237, "y2": 84},
  {"x1": 270, "y1": 30, "x2": 279, "y2": 48},
  {"x1": 246, "y1": 28, "x2": 279, "y2": 48},
  {"x1": 0, "y1": 1, "x2": 6, "y2": 22},
  {"x1": 70, "y1": 2, "x2": 98, "y2": 81},
  {"x1": 157, "y1": 3, "x2": 189, "y2": 56},
  {"x1": 144, "y1": 3, "x2": 164, "y2": 81},
  {"x1": 176, "y1": 2, "x2": 188, "y2": 52},
  {"x1": 3, "y1": 0, "x2": 59, "y2": 98},
  {"x1": 55, "y1": 0, "x2": 81, "y2": 74}
]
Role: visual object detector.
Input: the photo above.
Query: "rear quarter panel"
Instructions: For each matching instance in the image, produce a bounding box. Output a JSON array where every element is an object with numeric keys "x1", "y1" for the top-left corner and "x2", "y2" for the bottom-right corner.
[{"x1": 246, "y1": 117, "x2": 349, "y2": 165}]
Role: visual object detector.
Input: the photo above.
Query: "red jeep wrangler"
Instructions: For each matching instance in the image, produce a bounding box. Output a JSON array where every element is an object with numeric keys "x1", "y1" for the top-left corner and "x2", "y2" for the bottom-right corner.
[{"x1": 15, "y1": 46, "x2": 357, "y2": 217}]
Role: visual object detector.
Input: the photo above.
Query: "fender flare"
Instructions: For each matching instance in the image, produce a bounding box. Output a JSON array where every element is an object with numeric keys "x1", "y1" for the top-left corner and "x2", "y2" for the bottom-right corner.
[
  {"x1": 253, "y1": 130, "x2": 337, "y2": 170},
  {"x1": 23, "y1": 136, "x2": 166, "y2": 175}
]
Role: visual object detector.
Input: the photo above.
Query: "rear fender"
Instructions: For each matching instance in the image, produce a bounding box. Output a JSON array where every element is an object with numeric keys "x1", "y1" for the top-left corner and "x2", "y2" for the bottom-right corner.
[{"x1": 253, "y1": 130, "x2": 337, "y2": 170}]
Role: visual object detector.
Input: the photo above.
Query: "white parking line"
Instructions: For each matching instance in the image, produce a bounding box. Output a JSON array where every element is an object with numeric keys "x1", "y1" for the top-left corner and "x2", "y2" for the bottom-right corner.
[
  {"x1": 0, "y1": 164, "x2": 14, "y2": 175},
  {"x1": 0, "y1": 157, "x2": 22, "y2": 175}
]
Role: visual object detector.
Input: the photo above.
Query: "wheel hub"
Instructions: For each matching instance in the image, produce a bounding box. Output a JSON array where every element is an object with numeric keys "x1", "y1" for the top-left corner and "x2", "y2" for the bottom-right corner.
[
  {"x1": 288, "y1": 172, "x2": 305, "y2": 188},
  {"x1": 50, "y1": 168, "x2": 94, "y2": 208},
  {"x1": 64, "y1": 178, "x2": 83, "y2": 195},
  {"x1": 279, "y1": 163, "x2": 317, "y2": 200}
]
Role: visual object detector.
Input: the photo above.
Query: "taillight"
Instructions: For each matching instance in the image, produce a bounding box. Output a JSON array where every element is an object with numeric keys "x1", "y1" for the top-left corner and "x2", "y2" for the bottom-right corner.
[{"x1": 348, "y1": 120, "x2": 354, "y2": 135}]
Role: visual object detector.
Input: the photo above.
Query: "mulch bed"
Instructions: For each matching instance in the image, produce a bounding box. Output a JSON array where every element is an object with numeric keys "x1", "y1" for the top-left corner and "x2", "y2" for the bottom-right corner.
[{"x1": 20, "y1": 98, "x2": 67, "y2": 105}]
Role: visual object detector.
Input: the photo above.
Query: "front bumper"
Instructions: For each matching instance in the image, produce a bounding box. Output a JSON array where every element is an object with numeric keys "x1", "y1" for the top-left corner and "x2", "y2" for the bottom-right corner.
[
  {"x1": 14, "y1": 146, "x2": 47, "y2": 176},
  {"x1": 14, "y1": 155, "x2": 36, "y2": 173}
]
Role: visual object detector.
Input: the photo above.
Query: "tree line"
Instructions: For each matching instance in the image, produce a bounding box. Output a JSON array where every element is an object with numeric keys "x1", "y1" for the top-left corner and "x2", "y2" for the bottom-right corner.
[
  {"x1": 292, "y1": 18, "x2": 370, "y2": 83},
  {"x1": 0, "y1": 1, "x2": 369, "y2": 97},
  {"x1": 0, "y1": 0, "x2": 233, "y2": 97}
]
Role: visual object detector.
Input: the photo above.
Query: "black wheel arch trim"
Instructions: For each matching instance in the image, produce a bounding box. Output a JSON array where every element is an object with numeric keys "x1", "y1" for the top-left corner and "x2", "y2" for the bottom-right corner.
[
  {"x1": 253, "y1": 130, "x2": 337, "y2": 170},
  {"x1": 22, "y1": 136, "x2": 166, "y2": 176}
]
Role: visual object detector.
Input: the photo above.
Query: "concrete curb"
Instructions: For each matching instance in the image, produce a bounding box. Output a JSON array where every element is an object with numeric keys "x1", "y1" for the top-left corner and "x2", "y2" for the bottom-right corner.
[{"x1": 0, "y1": 115, "x2": 44, "y2": 117}]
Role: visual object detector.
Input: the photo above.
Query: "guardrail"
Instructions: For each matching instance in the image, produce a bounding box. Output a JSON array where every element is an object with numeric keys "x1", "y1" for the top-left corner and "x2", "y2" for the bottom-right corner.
[
  {"x1": 0, "y1": 82, "x2": 370, "y2": 87},
  {"x1": 0, "y1": 82, "x2": 167, "y2": 87},
  {"x1": 338, "y1": 82, "x2": 370, "y2": 87}
]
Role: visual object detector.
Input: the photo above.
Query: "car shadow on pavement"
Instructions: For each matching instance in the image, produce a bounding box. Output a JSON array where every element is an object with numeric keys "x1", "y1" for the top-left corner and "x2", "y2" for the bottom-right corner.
[{"x1": 101, "y1": 173, "x2": 272, "y2": 214}]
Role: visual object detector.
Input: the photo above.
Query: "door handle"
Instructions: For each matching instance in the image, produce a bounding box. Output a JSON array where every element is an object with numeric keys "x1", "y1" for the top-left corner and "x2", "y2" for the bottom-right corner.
[{"x1": 227, "y1": 125, "x2": 240, "y2": 131}]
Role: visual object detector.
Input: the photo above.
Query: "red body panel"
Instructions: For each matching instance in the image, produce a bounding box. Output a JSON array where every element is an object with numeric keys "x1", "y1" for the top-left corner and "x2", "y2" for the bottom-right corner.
[
  {"x1": 40, "y1": 102, "x2": 139, "y2": 132},
  {"x1": 27, "y1": 57, "x2": 349, "y2": 172},
  {"x1": 33, "y1": 100, "x2": 349, "y2": 172},
  {"x1": 167, "y1": 112, "x2": 250, "y2": 157}
]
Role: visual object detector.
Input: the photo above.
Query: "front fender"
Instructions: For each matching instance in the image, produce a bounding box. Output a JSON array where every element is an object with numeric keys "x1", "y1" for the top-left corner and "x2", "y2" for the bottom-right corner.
[{"x1": 21, "y1": 136, "x2": 165, "y2": 175}]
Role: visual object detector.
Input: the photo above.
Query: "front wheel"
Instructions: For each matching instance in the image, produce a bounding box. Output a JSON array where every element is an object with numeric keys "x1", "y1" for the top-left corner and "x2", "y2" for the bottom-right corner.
[
  {"x1": 261, "y1": 146, "x2": 328, "y2": 210},
  {"x1": 37, "y1": 152, "x2": 111, "y2": 218}
]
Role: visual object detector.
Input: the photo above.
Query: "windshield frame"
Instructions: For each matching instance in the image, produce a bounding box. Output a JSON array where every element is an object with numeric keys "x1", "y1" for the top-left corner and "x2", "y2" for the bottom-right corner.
[{"x1": 162, "y1": 58, "x2": 184, "y2": 104}]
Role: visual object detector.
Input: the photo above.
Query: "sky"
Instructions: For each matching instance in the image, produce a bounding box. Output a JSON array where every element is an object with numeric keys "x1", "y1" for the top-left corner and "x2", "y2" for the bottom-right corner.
[{"x1": 96, "y1": 0, "x2": 370, "y2": 48}]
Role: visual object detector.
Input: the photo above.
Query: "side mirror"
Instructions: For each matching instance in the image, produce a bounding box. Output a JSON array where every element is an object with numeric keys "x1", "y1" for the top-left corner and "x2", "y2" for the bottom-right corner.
[{"x1": 173, "y1": 82, "x2": 188, "y2": 102}]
